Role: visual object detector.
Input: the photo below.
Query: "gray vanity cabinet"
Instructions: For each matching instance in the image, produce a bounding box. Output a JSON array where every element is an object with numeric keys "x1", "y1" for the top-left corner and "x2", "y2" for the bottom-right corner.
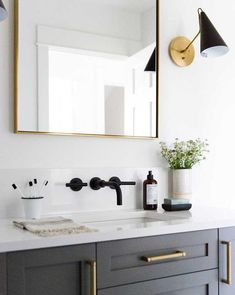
[
  {"x1": 0, "y1": 254, "x2": 7, "y2": 295},
  {"x1": 98, "y1": 269, "x2": 218, "y2": 295},
  {"x1": 2, "y1": 229, "x2": 220, "y2": 295},
  {"x1": 7, "y1": 244, "x2": 95, "y2": 295},
  {"x1": 219, "y1": 227, "x2": 235, "y2": 295}
]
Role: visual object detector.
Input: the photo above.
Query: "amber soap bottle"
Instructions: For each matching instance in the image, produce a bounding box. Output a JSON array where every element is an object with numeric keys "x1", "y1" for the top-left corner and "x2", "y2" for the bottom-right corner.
[{"x1": 143, "y1": 171, "x2": 158, "y2": 210}]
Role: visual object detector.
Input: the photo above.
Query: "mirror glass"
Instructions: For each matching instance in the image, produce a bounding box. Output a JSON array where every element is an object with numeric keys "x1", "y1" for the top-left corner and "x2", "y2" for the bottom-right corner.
[{"x1": 16, "y1": 0, "x2": 158, "y2": 138}]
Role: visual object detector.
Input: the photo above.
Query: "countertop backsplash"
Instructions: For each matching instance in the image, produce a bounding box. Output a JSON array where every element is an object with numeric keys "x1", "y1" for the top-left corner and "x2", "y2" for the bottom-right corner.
[{"x1": 0, "y1": 168, "x2": 168, "y2": 219}]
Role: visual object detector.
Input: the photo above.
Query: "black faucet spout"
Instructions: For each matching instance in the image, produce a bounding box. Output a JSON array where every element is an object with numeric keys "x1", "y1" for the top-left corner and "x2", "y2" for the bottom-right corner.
[
  {"x1": 116, "y1": 186, "x2": 122, "y2": 205},
  {"x1": 100, "y1": 180, "x2": 123, "y2": 205},
  {"x1": 90, "y1": 177, "x2": 136, "y2": 206}
]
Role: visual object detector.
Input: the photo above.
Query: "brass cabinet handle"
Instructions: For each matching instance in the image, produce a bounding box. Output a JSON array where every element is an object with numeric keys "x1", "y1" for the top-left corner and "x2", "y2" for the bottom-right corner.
[
  {"x1": 221, "y1": 241, "x2": 232, "y2": 285},
  {"x1": 87, "y1": 261, "x2": 97, "y2": 295},
  {"x1": 142, "y1": 250, "x2": 186, "y2": 263}
]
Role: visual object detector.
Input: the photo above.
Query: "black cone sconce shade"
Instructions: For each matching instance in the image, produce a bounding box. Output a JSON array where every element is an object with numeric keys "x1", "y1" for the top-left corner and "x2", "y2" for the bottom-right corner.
[
  {"x1": 145, "y1": 48, "x2": 156, "y2": 72},
  {"x1": 0, "y1": 0, "x2": 7, "y2": 22},
  {"x1": 169, "y1": 8, "x2": 229, "y2": 67},
  {"x1": 200, "y1": 11, "x2": 229, "y2": 58}
]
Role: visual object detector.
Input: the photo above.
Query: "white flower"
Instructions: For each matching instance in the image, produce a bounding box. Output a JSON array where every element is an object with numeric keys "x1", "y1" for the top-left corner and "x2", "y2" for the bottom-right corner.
[{"x1": 159, "y1": 139, "x2": 209, "y2": 169}]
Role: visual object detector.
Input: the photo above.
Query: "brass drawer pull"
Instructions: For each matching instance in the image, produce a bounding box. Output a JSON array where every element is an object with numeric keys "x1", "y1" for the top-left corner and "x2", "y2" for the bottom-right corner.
[
  {"x1": 221, "y1": 241, "x2": 232, "y2": 285},
  {"x1": 87, "y1": 261, "x2": 97, "y2": 295},
  {"x1": 142, "y1": 251, "x2": 186, "y2": 263}
]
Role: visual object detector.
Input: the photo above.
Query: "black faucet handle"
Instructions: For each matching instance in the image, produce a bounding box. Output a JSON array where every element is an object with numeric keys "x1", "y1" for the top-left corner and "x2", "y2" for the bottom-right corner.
[
  {"x1": 90, "y1": 177, "x2": 102, "y2": 190},
  {"x1": 120, "y1": 181, "x2": 136, "y2": 186},
  {"x1": 66, "y1": 178, "x2": 88, "y2": 192},
  {"x1": 109, "y1": 177, "x2": 136, "y2": 187}
]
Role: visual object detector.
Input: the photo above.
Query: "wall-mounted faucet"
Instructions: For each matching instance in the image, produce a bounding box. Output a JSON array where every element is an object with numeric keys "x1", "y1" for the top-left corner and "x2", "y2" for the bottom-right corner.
[
  {"x1": 66, "y1": 178, "x2": 88, "y2": 191},
  {"x1": 90, "y1": 177, "x2": 136, "y2": 206}
]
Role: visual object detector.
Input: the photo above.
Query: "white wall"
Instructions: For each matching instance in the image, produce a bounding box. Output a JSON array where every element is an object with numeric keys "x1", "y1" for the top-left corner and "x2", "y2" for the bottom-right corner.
[
  {"x1": 160, "y1": 0, "x2": 235, "y2": 209},
  {"x1": 0, "y1": 0, "x2": 234, "y2": 217}
]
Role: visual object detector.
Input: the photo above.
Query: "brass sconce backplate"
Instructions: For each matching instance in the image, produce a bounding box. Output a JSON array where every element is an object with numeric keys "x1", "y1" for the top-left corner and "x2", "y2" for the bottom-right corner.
[{"x1": 169, "y1": 36, "x2": 195, "y2": 67}]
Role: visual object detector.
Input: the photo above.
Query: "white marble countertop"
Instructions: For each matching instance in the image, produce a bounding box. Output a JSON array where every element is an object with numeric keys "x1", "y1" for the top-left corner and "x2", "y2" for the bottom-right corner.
[{"x1": 0, "y1": 206, "x2": 235, "y2": 253}]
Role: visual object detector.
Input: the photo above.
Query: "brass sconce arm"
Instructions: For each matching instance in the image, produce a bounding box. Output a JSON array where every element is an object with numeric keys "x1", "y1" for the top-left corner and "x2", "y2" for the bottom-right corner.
[
  {"x1": 180, "y1": 9, "x2": 202, "y2": 53},
  {"x1": 180, "y1": 30, "x2": 200, "y2": 53}
]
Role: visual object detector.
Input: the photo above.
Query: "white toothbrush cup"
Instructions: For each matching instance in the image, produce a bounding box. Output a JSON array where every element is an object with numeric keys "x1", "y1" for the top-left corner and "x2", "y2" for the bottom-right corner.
[{"x1": 22, "y1": 197, "x2": 43, "y2": 219}]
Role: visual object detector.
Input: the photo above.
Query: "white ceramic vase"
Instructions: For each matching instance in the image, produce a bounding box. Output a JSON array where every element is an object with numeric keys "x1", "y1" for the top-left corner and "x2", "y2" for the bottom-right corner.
[
  {"x1": 172, "y1": 169, "x2": 192, "y2": 200},
  {"x1": 22, "y1": 197, "x2": 43, "y2": 219}
]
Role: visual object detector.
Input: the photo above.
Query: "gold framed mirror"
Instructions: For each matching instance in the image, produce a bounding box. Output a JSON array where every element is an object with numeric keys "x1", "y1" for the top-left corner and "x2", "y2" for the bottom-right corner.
[{"x1": 14, "y1": 0, "x2": 159, "y2": 139}]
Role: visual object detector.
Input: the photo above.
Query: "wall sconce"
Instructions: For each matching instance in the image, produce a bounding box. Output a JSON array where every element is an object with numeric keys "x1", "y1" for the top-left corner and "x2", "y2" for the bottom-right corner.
[
  {"x1": 145, "y1": 48, "x2": 156, "y2": 72},
  {"x1": 169, "y1": 8, "x2": 229, "y2": 67},
  {"x1": 0, "y1": 0, "x2": 7, "y2": 22}
]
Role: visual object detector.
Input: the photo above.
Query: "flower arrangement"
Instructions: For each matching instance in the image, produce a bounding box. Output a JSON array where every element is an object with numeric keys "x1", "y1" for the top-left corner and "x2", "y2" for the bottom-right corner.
[{"x1": 160, "y1": 138, "x2": 209, "y2": 169}]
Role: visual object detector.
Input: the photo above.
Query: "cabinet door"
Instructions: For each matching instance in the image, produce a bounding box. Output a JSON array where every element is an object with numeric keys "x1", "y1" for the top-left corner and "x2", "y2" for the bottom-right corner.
[
  {"x1": 7, "y1": 244, "x2": 96, "y2": 295},
  {"x1": 98, "y1": 269, "x2": 218, "y2": 295},
  {"x1": 0, "y1": 254, "x2": 6, "y2": 295},
  {"x1": 219, "y1": 227, "x2": 235, "y2": 295}
]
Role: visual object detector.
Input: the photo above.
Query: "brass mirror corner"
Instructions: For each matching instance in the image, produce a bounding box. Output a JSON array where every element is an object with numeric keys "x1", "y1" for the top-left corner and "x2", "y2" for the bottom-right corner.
[{"x1": 14, "y1": 0, "x2": 159, "y2": 139}]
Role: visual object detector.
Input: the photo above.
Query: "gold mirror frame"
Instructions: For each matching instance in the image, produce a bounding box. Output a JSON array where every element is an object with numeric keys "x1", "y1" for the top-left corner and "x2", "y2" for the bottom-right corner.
[{"x1": 14, "y1": 0, "x2": 159, "y2": 139}]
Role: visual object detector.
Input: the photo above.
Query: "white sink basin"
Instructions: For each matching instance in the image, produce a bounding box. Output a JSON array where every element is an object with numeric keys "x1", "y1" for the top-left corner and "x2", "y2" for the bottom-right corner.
[{"x1": 70, "y1": 210, "x2": 189, "y2": 231}]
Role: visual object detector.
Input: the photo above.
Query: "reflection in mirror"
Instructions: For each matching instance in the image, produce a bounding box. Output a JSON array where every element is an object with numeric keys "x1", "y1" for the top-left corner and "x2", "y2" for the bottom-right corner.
[{"x1": 16, "y1": 0, "x2": 158, "y2": 138}]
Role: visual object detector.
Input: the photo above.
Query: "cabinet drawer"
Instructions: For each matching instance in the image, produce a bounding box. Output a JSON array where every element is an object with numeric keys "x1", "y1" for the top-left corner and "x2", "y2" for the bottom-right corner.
[
  {"x1": 97, "y1": 230, "x2": 218, "y2": 288},
  {"x1": 98, "y1": 269, "x2": 218, "y2": 295}
]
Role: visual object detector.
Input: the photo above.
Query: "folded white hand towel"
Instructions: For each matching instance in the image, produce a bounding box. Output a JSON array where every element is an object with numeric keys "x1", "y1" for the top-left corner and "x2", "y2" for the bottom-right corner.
[{"x1": 13, "y1": 216, "x2": 98, "y2": 237}]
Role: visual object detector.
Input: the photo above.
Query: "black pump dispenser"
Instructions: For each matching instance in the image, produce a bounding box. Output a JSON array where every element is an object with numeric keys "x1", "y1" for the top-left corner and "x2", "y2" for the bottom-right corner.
[
  {"x1": 147, "y1": 171, "x2": 153, "y2": 181},
  {"x1": 143, "y1": 171, "x2": 158, "y2": 210}
]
